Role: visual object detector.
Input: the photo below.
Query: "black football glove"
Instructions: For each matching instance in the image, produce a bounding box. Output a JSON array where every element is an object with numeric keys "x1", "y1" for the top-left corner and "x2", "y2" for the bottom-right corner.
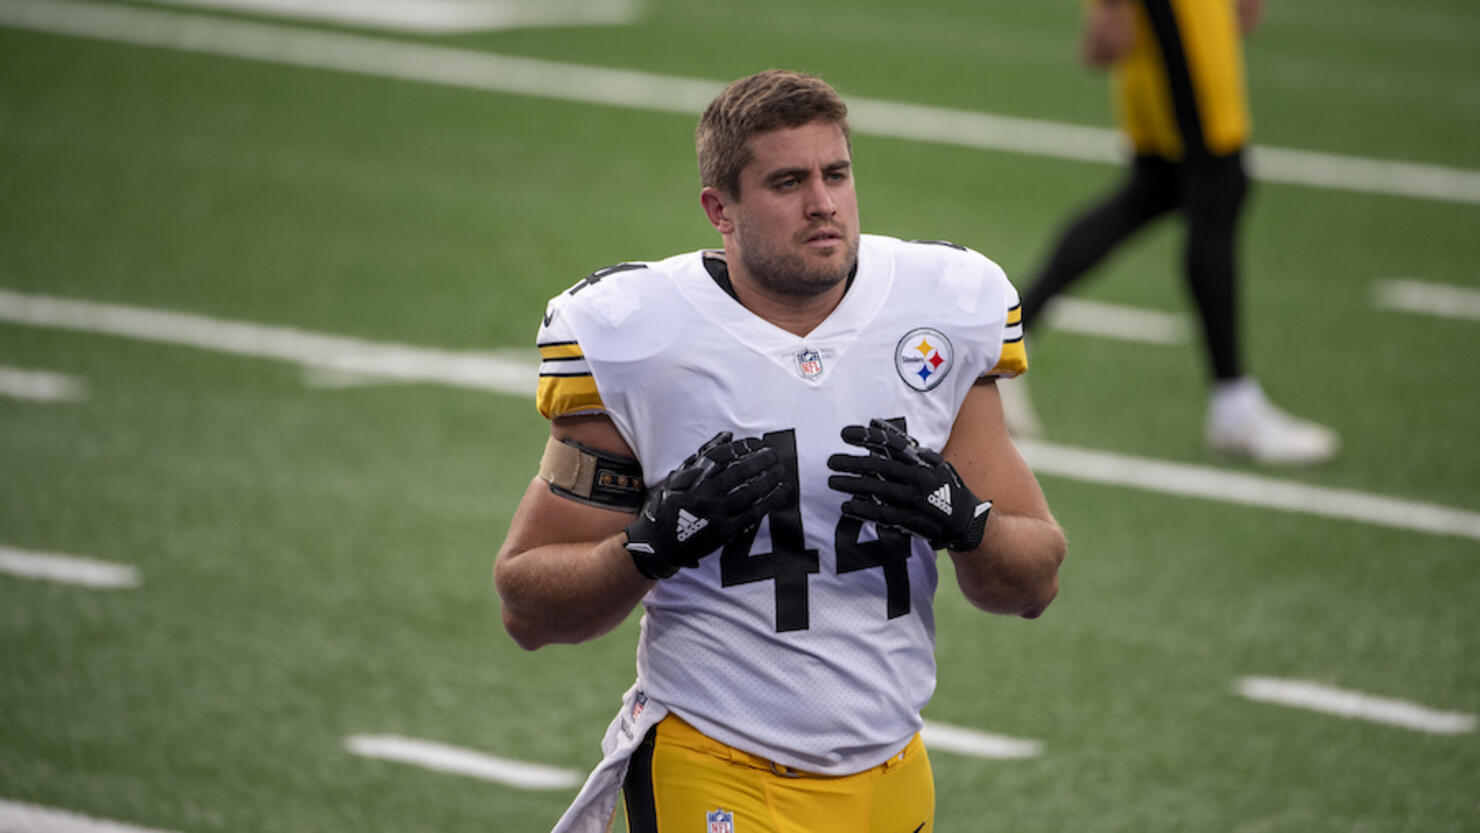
[
  {"x1": 826, "y1": 418, "x2": 992, "y2": 552},
  {"x1": 625, "y1": 431, "x2": 788, "y2": 579}
]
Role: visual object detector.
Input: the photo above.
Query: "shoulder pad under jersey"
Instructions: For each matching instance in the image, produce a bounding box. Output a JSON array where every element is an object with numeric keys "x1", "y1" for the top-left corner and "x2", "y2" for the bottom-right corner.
[
  {"x1": 535, "y1": 256, "x2": 697, "y2": 419},
  {"x1": 539, "y1": 258, "x2": 694, "y2": 357},
  {"x1": 890, "y1": 237, "x2": 1025, "y2": 378}
]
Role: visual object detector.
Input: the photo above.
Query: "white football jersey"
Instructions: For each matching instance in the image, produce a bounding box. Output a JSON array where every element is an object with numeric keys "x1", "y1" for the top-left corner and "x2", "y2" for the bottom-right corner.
[{"x1": 535, "y1": 233, "x2": 1025, "y2": 775}]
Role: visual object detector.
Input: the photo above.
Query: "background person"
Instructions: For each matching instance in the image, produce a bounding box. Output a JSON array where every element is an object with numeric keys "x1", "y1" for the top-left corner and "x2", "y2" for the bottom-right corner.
[{"x1": 1003, "y1": 0, "x2": 1338, "y2": 465}]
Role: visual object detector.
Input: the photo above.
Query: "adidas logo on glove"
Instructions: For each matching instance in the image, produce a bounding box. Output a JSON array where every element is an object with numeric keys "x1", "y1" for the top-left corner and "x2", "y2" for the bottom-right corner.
[
  {"x1": 675, "y1": 509, "x2": 709, "y2": 542},
  {"x1": 927, "y1": 484, "x2": 952, "y2": 515}
]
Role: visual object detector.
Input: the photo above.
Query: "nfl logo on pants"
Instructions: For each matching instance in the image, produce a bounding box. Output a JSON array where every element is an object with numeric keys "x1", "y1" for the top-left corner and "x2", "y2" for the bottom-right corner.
[{"x1": 707, "y1": 808, "x2": 735, "y2": 833}]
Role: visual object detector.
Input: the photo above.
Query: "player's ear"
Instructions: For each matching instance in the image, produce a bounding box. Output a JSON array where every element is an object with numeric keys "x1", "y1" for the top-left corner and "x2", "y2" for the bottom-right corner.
[{"x1": 700, "y1": 187, "x2": 735, "y2": 234}]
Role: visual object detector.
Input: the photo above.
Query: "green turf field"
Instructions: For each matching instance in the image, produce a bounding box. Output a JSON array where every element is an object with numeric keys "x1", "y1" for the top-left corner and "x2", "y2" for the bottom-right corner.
[{"x1": 2, "y1": 1, "x2": 1477, "y2": 831}]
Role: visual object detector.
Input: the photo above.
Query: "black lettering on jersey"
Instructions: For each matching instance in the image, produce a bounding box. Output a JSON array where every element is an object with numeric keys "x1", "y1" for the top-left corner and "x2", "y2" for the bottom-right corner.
[
  {"x1": 720, "y1": 429, "x2": 819, "y2": 633},
  {"x1": 720, "y1": 421, "x2": 915, "y2": 633},
  {"x1": 834, "y1": 417, "x2": 913, "y2": 619},
  {"x1": 568, "y1": 262, "x2": 648, "y2": 296},
  {"x1": 908, "y1": 239, "x2": 967, "y2": 251}
]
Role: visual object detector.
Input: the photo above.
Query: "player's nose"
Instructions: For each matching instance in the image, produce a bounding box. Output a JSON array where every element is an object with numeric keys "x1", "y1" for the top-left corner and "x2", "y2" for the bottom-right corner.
[{"x1": 804, "y1": 176, "x2": 836, "y2": 218}]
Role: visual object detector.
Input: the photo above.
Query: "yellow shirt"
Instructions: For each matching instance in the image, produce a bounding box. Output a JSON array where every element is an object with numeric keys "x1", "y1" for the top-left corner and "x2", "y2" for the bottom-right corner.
[{"x1": 1114, "y1": 0, "x2": 1251, "y2": 159}]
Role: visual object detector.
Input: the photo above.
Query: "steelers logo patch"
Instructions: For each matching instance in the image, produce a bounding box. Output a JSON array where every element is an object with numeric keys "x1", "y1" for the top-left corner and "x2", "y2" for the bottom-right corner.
[{"x1": 895, "y1": 327, "x2": 953, "y2": 391}]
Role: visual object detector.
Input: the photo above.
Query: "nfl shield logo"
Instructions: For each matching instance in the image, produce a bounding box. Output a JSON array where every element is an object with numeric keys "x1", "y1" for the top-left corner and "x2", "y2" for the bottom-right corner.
[
  {"x1": 631, "y1": 690, "x2": 647, "y2": 720},
  {"x1": 706, "y1": 809, "x2": 735, "y2": 833},
  {"x1": 795, "y1": 348, "x2": 823, "y2": 379}
]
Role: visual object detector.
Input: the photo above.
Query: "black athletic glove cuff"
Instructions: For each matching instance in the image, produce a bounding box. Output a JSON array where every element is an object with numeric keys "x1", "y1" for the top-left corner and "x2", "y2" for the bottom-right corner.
[
  {"x1": 945, "y1": 499, "x2": 993, "y2": 553},
  {"x1": 625, "y1": 521, "x2": 679, "y2": 580}
]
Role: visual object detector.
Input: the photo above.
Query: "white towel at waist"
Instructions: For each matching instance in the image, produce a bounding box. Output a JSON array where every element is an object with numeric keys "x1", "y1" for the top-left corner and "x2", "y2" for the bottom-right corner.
[{"x1": 551, "y1": 682, "x2": 669, "y2": 833}]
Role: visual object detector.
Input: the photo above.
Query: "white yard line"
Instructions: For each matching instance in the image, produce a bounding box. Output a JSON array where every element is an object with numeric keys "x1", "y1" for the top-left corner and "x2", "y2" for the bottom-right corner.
[
  {"x1": 1373, "y1": 278, "x2": 1480, "y2": 322},
  {"x1": 154, "y1": 0, "x2": 644, "y2": 34},
  {"x1": 0, "y1": 545, "x2": 140, "y2": 589},
  {"x1": 4, "y1": 0, "x2": 1479, "y2": 205},
  {"x1": 0, "y1": 365, "x2": 89, "y2": 402},
  {"x1": 0, "y1": 289, "x2": 533, "y2": 396},
  {"x1": 5, "y1": 288, "x2": 1479, "y2": 543},
  {"x1": 921, "y1": 720, "x2": 1042, "y2": 759},
  {"x1": 1236, "y1": 677, "x2": 1477, "y2": 736},
  {"x1": 1247, "y1": 146, "x2": 1480, "y2": 206},
  {"x1": 1016, "y1": 440, "x2": 1480, "y2": 542},
  {"x1": 0, "y1": 0, "x2": 721, "y2": 117},
  {"x1": 345, "y1": 735, "x2": 581, "y2": 790},
  {"x1": 0, "y1": 801, "x2": 180, "y2": 833},
  {"x1": 1040, "y1": 298, "x2": 1187, "y2": 344}
]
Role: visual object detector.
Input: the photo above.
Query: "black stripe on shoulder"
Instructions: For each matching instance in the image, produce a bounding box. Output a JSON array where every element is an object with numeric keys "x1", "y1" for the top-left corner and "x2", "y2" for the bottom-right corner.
[
  {"x1": 569, "y1": 262, "x2": 649, "y2": 297},
  {"x1": 537, "y1": 340, "x2": 579, "y2": 348},
  {"x1": 538, "y1": 370, "x2": 593, "y2": 378},
  {"x1": 908, "y1": 239, "x2": 967, "y2": 251}
]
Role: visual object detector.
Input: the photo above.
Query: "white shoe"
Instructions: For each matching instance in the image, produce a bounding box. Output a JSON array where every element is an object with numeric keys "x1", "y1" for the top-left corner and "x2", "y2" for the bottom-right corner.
[
  {"x1": 997, "y1": 376, "x2": 1043, "y2": 438},
  {"x1": 1205, "y1": 377, "x2": 1339, "y2": 465}
]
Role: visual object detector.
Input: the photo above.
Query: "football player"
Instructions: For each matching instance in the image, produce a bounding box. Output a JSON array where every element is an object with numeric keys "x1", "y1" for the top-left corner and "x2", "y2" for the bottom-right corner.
[
  {"x1": 496, "y1": 70, "x2": 1066, "y2": 833},
  {"x1": 1005, "y1": 0, "x2": 1339, "y2": 465}
]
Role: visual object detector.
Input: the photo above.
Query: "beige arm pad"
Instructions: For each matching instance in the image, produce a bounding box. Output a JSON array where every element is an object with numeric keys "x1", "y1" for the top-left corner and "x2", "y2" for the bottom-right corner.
[
  {"x1": 540, "y1": 434, "x2": 598, "y2": 498},
  {"x1": 538, "y1": 435, "x2": 645, "y2": 509}
]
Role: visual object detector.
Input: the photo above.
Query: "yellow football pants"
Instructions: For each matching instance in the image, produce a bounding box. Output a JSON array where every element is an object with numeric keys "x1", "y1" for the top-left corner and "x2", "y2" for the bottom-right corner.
[{"x1": 622, "y1": 714, "x2": 934, "y2": 833}]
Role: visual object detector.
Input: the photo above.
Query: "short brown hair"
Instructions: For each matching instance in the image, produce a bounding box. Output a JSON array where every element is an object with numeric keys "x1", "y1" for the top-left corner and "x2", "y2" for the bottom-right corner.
[{"x1": 696, "y1": 70, "x2": 851, "y2": 198}]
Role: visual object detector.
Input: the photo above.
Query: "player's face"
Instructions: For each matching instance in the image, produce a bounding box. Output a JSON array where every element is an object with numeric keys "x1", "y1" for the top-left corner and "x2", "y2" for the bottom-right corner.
[{"x1": 728, "y1": 120, "x2": 859, "y2": 298}]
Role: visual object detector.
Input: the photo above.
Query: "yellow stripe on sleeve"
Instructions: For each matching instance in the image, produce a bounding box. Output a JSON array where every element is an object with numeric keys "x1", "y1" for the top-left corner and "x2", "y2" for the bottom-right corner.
[
  {"x1": 989, "y1": 340, "x2": 1028, "y2": 379},
  {"x1": 537, "y1": 373, "x2": 605, "y2": 419},
  {"x1": 538, "y1": 342, "x2": 584, "y2": 360},
  {"x1": 1006, "y1": 304, "x2": 1022, "y2": 326}
]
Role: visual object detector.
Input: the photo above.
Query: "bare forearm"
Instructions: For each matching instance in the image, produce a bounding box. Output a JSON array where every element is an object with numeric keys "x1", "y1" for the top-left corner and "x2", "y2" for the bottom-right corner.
[
  {"x1": 494, "y1": 533, "x2": 654, "y2": 650},
  {"x1": 949, "y1": 512, "x2": 1066, "y2": 618}
]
